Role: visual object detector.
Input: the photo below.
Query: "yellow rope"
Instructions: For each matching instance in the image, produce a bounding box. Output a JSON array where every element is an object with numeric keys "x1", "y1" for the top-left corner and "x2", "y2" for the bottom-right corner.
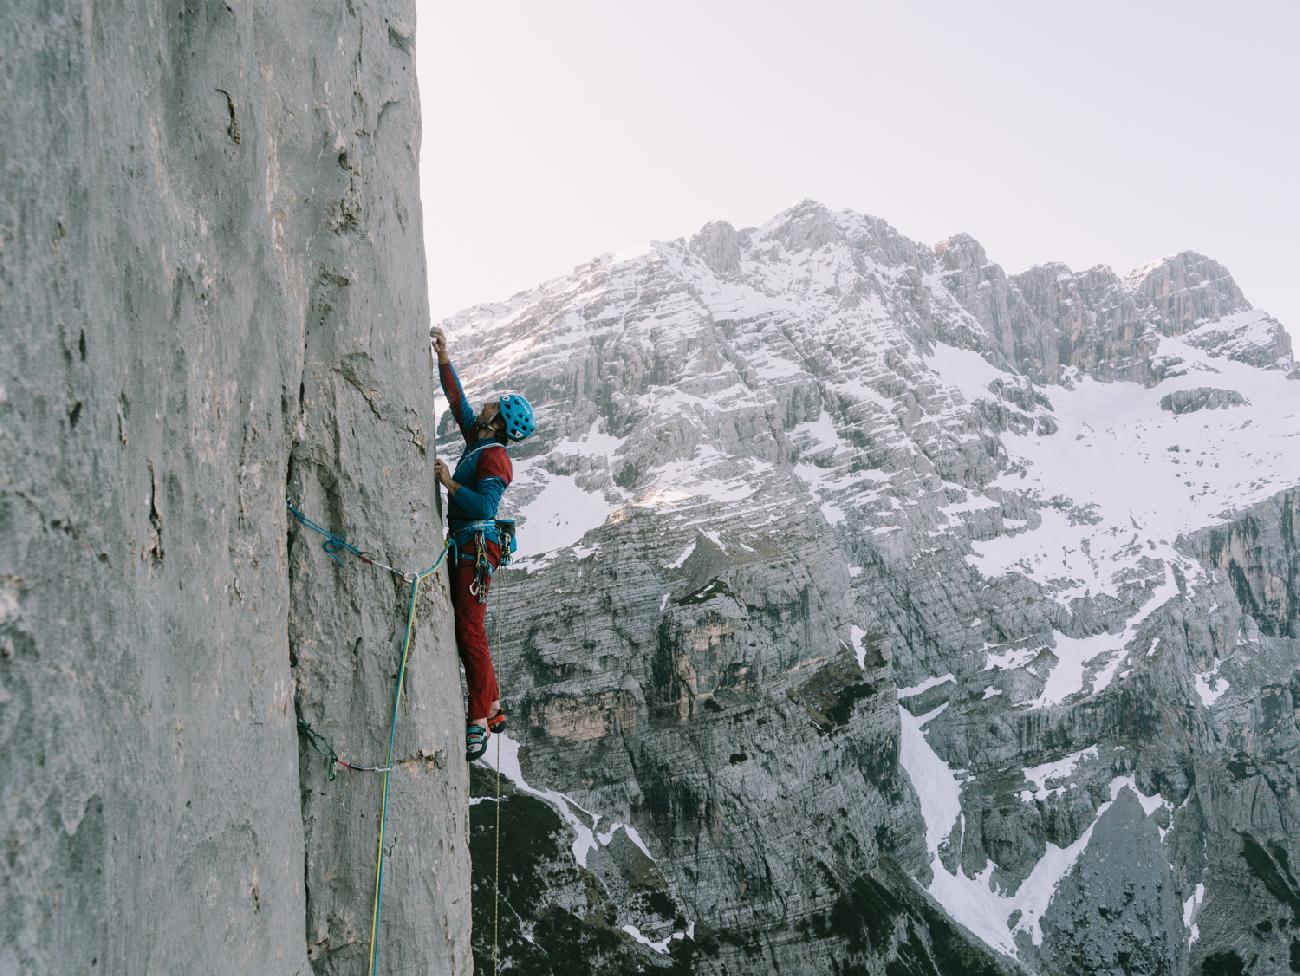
[{"x1": 493, "y1": 606, "x2": 503, "y2": 976}]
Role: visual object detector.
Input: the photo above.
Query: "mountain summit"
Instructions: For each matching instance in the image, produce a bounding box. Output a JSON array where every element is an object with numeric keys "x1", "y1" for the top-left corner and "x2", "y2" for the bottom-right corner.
[{"x1": 443, "y1": 202, "x2": 1298, "y2": 975}]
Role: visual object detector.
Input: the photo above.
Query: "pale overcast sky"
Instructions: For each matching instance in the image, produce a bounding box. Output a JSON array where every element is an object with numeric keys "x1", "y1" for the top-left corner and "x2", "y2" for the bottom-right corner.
[{"x1": 417, "y1": 1, "x2": 1298, "y2": 336}]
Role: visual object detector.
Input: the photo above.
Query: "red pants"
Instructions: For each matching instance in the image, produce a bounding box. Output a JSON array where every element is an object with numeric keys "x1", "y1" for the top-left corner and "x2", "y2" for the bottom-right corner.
[{"x1": 449, "y1": 544, "x2": 501, "y2": 722}]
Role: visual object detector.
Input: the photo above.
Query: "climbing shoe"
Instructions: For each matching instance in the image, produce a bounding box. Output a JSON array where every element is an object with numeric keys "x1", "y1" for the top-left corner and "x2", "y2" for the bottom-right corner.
[
  {"x1": 465, "y1": 724, "x2": 489, "y2": 762},
  {"x1": 488, "y1": 709, "x2": 507, "y2": 733}
]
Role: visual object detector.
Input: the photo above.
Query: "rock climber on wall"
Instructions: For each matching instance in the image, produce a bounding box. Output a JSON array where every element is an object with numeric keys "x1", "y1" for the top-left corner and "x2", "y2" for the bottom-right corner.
[{"x1": 430, "y1": 326, "x2": 536, "y2": 761}]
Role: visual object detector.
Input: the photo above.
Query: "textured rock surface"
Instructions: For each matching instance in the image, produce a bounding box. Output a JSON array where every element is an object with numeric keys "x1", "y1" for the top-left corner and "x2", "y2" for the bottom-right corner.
[
  {"x1": 1, "y1": 3, "x2": 469, "y2": 974},
  {"x1": 938, "y1": 235, "x2": 1292, "y2": 386},
  {"x1": 1159, "y1": 387, "x2": 1250, "y2": 415},
  {"x1": 441, "y1": 201, "x2": 1298, "y2": 975},
  {"x1": 1039, "y1": 791, "x2": 1186, "y2": 976}
]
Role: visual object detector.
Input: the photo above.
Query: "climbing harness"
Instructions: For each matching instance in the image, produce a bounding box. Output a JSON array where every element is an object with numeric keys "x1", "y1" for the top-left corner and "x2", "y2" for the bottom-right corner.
[
  {"x1": 449, "y1": 517, "x2": 517, "y2": 604},
  {"x1": 285, "y1": 498, "x2": 448, "y2": 976}
]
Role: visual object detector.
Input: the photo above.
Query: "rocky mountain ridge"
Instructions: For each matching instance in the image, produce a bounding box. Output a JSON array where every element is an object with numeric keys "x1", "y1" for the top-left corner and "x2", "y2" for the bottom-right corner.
[{"x1": 443, "y1": 200, "x2": 1298, "y2": 975}]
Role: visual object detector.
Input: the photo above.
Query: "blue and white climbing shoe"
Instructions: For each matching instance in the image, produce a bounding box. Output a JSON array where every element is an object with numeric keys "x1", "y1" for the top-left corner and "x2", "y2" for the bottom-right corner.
[{"x1": 465, "y1": 724, "x2": 489, "y2": 762}]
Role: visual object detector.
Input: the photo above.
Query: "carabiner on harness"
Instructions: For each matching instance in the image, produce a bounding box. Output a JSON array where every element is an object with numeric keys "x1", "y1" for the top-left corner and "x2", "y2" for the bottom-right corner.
[{"x1": 471, "y1": 530, "x2": 493, "y2": 603}]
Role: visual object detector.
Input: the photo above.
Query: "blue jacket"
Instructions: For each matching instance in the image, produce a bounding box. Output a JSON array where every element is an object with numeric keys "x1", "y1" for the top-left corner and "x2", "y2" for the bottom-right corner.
[{"x1": 440, "y1": 360, "x2": 514, "y2": 553}]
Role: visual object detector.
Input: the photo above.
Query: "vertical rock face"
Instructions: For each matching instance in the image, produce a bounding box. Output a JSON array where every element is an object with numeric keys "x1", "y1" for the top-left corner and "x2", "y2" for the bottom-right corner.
[
  {"x1": 934, "y1": 233, "x2": 1019, "y2": 367},
  {"x1": 1, "y1": 4, "x2": 469, "y2": 975},
  {"x1": 440, "y1": 201, "x2": 1297, "y2": 974},
  {"x1": 1195, "y1": 491, "x2": 1299, "y2": 640},
  {"x1": 937, "y1": 238, "x2": 1290, "y2": 386}
]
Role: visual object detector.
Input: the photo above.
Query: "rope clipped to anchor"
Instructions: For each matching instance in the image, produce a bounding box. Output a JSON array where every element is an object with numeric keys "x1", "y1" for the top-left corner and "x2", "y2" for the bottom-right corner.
[
  {"x1": 286, "y1": 497, "x2": 413, "y2": 580},
  {"x1": 297, "y1": 717, "x2": 400, "y2": 779},
  {"x1": 285, "y1": 497, "x2": 449, "y2": 976}
]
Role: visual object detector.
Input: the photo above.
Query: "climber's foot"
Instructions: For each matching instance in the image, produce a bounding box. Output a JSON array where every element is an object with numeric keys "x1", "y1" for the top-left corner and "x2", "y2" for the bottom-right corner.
[
  {"x1": 487, "y1": 709, "x2": 507, "y2": 733},
  {"x1": 465, "y1": 724, "x2": 489, "y2": 762}
]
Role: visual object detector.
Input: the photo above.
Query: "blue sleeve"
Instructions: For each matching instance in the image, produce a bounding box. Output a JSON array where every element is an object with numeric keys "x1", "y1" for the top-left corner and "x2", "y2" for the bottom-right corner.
[
  {"x1": 439, "y1": 360, "x2": 477, "y2": 443},
  {"x1": 452, "y1": 477, "x2": 506, "y2": 519}
]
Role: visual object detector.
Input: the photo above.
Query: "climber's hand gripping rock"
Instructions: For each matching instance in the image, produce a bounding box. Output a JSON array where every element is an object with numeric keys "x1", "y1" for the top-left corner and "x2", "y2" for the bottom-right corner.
[{"x1": 430, "y1": 326, "x2": 449, "y2": 364}]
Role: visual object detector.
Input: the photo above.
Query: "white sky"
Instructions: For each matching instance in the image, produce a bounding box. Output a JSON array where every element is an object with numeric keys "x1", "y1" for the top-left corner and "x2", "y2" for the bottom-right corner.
[{"x1": 417, "y1": 1, "x2": 1298, "y2": 337}]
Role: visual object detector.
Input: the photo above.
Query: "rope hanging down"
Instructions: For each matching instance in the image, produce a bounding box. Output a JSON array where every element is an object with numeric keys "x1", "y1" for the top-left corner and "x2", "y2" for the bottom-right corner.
[
  {"x1": 368, "y1": 559, "x2": 445, "y2": 976},
  {"x1": 285, "y1": 498, "x2": 449, "y2": 976},
  {"x1": 493, "y1": 606, "x2": 503, "y2": 976}
]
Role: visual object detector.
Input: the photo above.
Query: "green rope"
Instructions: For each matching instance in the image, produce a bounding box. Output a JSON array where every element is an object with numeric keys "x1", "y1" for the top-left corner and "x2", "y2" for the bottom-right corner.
[{"x1": 369, "y1": 556, "x2": 447, "y2": 976}]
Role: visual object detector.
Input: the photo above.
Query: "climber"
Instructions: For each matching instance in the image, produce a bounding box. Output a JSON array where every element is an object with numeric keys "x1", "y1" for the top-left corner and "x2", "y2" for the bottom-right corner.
[{"x1": 431, "y1": 326, "x2": 536, "y2": 761}]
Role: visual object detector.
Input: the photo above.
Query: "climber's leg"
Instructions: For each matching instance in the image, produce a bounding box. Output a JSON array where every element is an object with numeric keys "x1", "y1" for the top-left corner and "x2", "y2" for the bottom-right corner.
[{"x1": 450, "y1": 559, "x2": 499, "y2": 726}]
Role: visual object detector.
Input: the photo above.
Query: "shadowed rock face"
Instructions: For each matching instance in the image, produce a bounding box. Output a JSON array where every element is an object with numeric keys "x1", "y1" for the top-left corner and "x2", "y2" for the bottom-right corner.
[
  {"x1": 1, "y1": 4, "x2": 470, "y2": 974},
  {"x1": 444, "y1": 201, "x2": 1297, "y2": 974},
  {"x1": 1195, "y1": 492, "x2": 1299, "y2": 641},
  {"x1": 1160, "y1": 388, "x2": 1250, "y2": 415}
]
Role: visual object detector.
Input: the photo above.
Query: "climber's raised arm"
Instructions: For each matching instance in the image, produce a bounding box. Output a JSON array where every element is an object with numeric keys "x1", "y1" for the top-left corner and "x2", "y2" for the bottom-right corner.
[{"x1": 431, "y1": 327, "x2": 477, "y2": 442}]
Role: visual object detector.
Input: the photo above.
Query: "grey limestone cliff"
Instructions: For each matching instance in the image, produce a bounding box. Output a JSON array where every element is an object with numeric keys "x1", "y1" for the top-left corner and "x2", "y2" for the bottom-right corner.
[{"x1": 2, "y1": 3, "x2": 470, "y2": 975}]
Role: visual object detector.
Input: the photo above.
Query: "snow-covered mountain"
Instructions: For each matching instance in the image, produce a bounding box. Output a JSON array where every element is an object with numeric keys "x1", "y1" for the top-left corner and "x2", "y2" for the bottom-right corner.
[{"x1": 441, "y1": 201, "x2": 1298, "y2": 975}]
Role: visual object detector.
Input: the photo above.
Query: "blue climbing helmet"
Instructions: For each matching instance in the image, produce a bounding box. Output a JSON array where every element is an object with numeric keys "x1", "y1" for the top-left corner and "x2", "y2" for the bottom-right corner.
[{"x1": 497, "y1": 391, "x2": 535, "y2": 442}]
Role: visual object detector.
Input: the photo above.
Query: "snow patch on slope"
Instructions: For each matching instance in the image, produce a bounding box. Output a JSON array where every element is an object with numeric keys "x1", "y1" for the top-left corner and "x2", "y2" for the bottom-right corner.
[
  {"x1": 553, "y1": 419, "x2": 627, "y2": 458},
  {"x1": 900, "y1": 707, "x2": 1169, "y2": 956},
  {"x1": 899, "y1": 674, "x2": 955, "y2": 699},
  {"x1": 1032, "y1": 562, "x2": 1180, "y2": 707},
  {"x1": 1183, "y1": 883, "x2": 1206, "y2": 945},
  {"x1": 480, "y1": 733, "x2": 602, "y2": 866},
  {"x1": 514, "y1": 465, "x2": 617, "y2": 563},
  {"x1": 970, "y1": 336, "x2": 1300, "y2": 611},
  {"x1": 898, "y1": 704, "x2": 962, "y2": 855},
  {"x1": 636, "y1": 449, "x2": 765, "y2": 511},
  {"x1": 1019, "y1": 747, "x2": 1098, "y2": 802},
  {"x1": 925, "y1": 342, "x2": 1007, "y2": 403},
  {"x1": 1194, "y1": 665, "x2": 1230, "y2": 706},
  {"x1": 482, "y1": 731, "x2": 678, "y2": 923},
  {"x1": 849, "y1": 625, "x2": 870, "y2": 670}
]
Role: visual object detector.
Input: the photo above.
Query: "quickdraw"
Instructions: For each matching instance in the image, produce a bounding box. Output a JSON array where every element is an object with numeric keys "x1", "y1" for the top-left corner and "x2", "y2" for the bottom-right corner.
[
  {"x1": 471, "y1": 530, "x2": 492, "y2": 602},
  {"x1": 286, "y1": 498, "x2": 411, "y2": 580},
  {"x1": 450, "y1": 518, "x2": 518, "y2": 603}
]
